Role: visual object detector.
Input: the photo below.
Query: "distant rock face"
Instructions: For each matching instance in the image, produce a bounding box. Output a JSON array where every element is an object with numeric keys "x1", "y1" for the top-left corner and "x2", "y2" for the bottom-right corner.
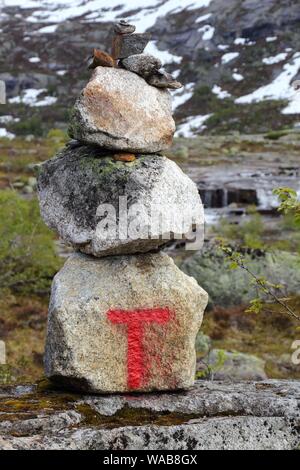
[
  {"x1": 68, "y1": 67, "x2": 175, "y2": 153},
  {"x1": 45, "y1": 252, "x2": 208, "y2": 393},
  {"x1": 37, "y1": 146, "x2": 204, "y2": 257}
]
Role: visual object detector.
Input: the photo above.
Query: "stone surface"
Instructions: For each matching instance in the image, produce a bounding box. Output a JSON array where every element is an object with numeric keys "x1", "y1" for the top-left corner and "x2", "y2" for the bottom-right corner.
[
  {"x1": 113, "y1": 153, "x2": 136, "y2": 162},
  {"x1": 68, "y1": 67, "x2": 175, "y2": 153},
  {"x1": 0, "y1": 380, "x2": 299, "y2": 450},
  {"x1": 87, "y1": 49, "x2": 115, "y2": 69},
  {"x1": 114, "y1": 20, "x2": 136, "y2": 35},
  {"x1": 121, "y1": 54, "x2": 162, "y2": 78},
  {"x1": 112, "y1": 33, "x2": 151, "y2": 59},
  {"x1": 45, "y1": 252, "x2": 208, "y2": 393},
  {"x1": 147, "y1": 71, "x2": 183, "y2": 89},
  {"x1": 37, "y1": 147, "x2": 203, "y2": 257}
]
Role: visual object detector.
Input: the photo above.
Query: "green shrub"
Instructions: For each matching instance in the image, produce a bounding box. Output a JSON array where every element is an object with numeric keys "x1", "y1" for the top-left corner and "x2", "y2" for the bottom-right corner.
[
  {"x1": 264, "y1": 129, "x2": 290, "y2": 140},
  {"x1": 180, "y1": 249, "x2": 300, "y2": 308},
  {"x1": 0, "y1": 190, "x2": 61, "y2": 296},
  {"x1": 11, "y1": 116, "x2": 44, "y2": 137},
  {"x1": 214, "y1": 210, "x2": 265, "y2": 250}
]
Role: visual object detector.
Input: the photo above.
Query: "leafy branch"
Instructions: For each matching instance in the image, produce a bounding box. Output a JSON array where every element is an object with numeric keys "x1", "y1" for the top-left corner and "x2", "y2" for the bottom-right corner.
[
  {"x1": 273, "y1": 187, "x2": 300, "y2": 222},
  {"x1": 218, "y1": 241, "x2": 300, "y2": 322}
]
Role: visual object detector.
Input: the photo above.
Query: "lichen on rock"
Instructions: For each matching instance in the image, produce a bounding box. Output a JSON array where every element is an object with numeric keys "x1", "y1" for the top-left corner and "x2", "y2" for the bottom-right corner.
[{"x1": 37, "y1": 144, "x2": 203, "y2": 257}]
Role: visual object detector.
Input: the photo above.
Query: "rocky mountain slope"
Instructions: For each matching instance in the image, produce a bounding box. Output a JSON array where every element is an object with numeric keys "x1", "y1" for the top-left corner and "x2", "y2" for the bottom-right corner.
[{"x1": 0, "y1": 0, "x2": 300, "y2": 138}]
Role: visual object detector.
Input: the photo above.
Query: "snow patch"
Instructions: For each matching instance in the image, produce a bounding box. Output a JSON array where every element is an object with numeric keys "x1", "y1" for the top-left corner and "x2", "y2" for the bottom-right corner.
[
  {"x1": 234, "y1": 37, "x2": 255, "y2": 46},
  {"x1": 218, "y1": 44, "x2": 229, "y2": 51},
  {"x1": 172, "y1": 69, "x2": 181, "y2": 79},
  {"x1": 282, "y1": 84, "x2": 300, "y2": 114},
  {"x1": 262, "y1": 53, "x2": 288, "y2": 65},
  {"x1": 0, "y1": 128, "x2": 15, "y2": 139},
  {"x1": 198, "y1": 24, "x2": 215, "y2": 40},
  {"x1": 37, "y1": 25, "x2": 57, "y2": 33},
  {"x1": 146, "y1": 40, "x2": 181, "y2": 65},
  {"x1": 212, "y1": 84, "x2": 231, "y2": 99},
  {"x1": 236, "y1": 52, "x2": 300, "y2": 104},
  {"x1": 9, "y1": 88, "x2": 57, "y2": 107},
  {"x1": 172, "y1": 82, "x2": 194, "y2": 110},
  {"x1": 196, "y1": 13, "x2": 212, "y2": 23},
  {"x1": 221, "y1": 52, "x2": 239, "y2": 64},
  {"x1": 0, "y1": 115, "x2": 20, "y2": 124},
  {"x1": 233, "y1": 72, "x2": 244, "y2": 81},
  {"x1": 175, "y1": 114, "x2": 212, "y2": 137},
  {"x1": 266, "y1": 36, "x2": 277, "y2": 42},
  {"x1": 234, "y1": 38, "x2": 246, "y2": 45},
  {"x1": 28, "y1": 56, "x2": 41, "y2": 63}
]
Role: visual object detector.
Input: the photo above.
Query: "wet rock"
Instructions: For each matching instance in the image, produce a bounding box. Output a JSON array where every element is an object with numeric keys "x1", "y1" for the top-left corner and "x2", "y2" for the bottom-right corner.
[
  {"x1": 37, "y1": 146, "x2": 204, "y2": 257},
  {"x1": 45, "y1": 252, "x2": 208, "y2": 393},
  {"x1": 112, "y1": 33, "x2": 151, "y2": 59},
  {"x1": 0, "y1": 380, "x2": 299, "y2": 449},
  {"x1": 68, "y1": 66, "x2": 175, "y2": 153},
  {"x1": 147, "y1": 71, "x2": 183, "y2": 89},
  {"x1": 121, "y1": 54, "x2": 162, "y2": 78}
]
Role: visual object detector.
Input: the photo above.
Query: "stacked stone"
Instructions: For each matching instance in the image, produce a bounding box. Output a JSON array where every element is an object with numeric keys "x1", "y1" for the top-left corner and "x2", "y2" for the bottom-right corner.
[{"x1": 37, "y1": 21, "x2": 208, "y2": 394}]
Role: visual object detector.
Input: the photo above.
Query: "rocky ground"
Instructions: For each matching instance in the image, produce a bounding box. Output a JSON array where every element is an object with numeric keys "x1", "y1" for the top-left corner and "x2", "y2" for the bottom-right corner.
[{"x1": 0, "y1": 379, "x2": 299, "y2": 450}]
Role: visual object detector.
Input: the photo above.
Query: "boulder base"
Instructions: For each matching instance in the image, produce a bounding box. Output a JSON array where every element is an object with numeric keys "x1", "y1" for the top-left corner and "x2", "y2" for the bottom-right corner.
[
  {"x1": 68, "y1": 67, "x2": 175, "y2": 153},
  {"x1": 37, "y1": 146, "x2": 204, "y2": 257},
  {"x1": 0, "y1": 380, "x2": 299, "y2": 450},
  {"x1": 45, "y1": 252, "x2": 208, "y2": 393}
]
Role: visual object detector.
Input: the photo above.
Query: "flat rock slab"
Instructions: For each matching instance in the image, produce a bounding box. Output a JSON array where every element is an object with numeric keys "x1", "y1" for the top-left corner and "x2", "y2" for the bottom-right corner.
[
  {"x1": 68, "y1": 67, "x2": 175, "y2": 153},
  {"x1": 0, "y1": 380, "x2": 299, "y2": 450},
  {"x1": 45, "y1": 252, "x2": 208, "y2": 393},
  {"x1": 37, "y1": 147, "x2": 203, "y2": 257},
  {"x1": 121, "y1": 54, "x2": 162, "y2": 78}
]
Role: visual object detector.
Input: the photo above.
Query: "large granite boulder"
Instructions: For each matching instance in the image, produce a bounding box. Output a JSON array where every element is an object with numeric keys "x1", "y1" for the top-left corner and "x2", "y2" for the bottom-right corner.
[
  {"x1": 45, "y1": 252, "x2": 208, "y2": 393},
  {"x1": 68, "y1": 67, "x2": 175, "y2": 153},
  {"x1": 37, "y1": 146, "x2": 204, "y2": 257}
]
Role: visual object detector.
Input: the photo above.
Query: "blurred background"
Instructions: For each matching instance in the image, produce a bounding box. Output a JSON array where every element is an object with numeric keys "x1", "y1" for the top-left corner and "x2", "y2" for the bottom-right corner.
[{"x1": 0, "y1": 0, "x2": 299, "y2": 385}]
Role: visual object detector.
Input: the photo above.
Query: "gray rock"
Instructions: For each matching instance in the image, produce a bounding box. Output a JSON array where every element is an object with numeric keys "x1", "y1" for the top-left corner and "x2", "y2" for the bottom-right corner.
[
  {"x1": 113, "y1": 33, "x2": 151, "y2": 59},
  {"x1": 68, "y1": 67, "x2": 175, "y2": 153},
  {"x1": 37, "y1": 147, "x2": 204, "y2": 257},
  {"x1": 114, "y1": 20, "x2": 136, "y2": 35},
  {"x1": 45, "y1": 252, "x2": 208, "y2": 393},
  {"x1": 0, "y1": 380, "x2": 299, "y2": 449},
  {"x1": 198, "y1": 349, "x2": 267, "y2": 381},
  {"x1": 121, "y1": 54, "x2": 162, "y2": 79},
  {"x1": 147, "y1": 71, "x2": 183, "y2": 89}
]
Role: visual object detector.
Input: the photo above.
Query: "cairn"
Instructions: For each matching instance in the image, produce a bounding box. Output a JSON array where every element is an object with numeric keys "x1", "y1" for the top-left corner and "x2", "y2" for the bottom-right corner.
[{"x1": 37, "y1": 21, "x2": 208, "y2": 393}]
